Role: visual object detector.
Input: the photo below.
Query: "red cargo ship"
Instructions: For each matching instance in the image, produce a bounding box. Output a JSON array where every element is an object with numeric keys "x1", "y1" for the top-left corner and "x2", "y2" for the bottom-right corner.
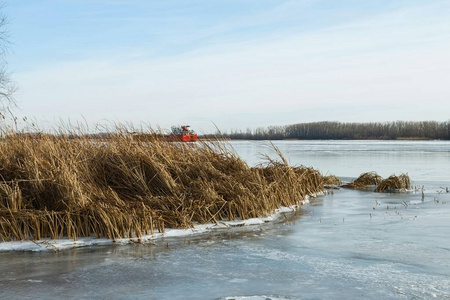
[{"x1": 170, "y1": 125, "x2": 198, "y2": 142}]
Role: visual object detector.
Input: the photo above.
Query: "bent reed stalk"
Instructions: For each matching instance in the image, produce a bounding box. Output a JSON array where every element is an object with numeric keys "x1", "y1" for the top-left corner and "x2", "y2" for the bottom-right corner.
[{"x1": 0, "y1": 129, "x2": 325, "y2": 242}]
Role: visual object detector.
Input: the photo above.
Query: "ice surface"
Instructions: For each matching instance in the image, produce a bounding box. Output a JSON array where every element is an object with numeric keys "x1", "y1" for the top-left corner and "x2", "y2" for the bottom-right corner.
[{"x1": 230, "y1": 140, "x2": 450, "y2": 181}]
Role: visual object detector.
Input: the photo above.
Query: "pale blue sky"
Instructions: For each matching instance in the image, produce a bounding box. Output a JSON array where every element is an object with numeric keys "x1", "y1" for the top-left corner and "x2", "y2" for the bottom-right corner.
[{"x1": 4, "y1": 0, "x2": 450, "y2": 133}]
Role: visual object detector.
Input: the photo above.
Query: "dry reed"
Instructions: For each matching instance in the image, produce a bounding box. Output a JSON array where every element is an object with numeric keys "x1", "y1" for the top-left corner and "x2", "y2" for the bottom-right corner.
[
  {"x1": 341, "y1": 172, "x2": 383, "y2": 190},
  {"x1": 375, "y1": 174, "x2": 412, "y2": 192},
  {"x1": 0, "y1": 130, "x2": 325, "y2": 242}
]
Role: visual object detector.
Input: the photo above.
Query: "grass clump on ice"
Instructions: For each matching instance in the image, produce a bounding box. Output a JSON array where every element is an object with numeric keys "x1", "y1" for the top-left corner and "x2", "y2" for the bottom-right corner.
[
  {"x1": 0, "y1": 128, "x2": 325, "y2": 242},
  {"x1": 374, "y1": 174, "x2": 412, "y2": 192},
  {"x1": 341, "y1": 172, "x2": 383, "y2": 190},
  {"x1": 341, "y1": 171, "x2": 412, "y2": 193}
]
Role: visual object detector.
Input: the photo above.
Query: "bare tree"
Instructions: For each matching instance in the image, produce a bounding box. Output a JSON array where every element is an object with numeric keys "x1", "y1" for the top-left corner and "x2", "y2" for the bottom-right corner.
[
  {"x1": 222, "y1": 121, "x2": 450, "y2": 140},
  {"x1": 0, "y1": 8, "x2": 16, "y2": 114}
]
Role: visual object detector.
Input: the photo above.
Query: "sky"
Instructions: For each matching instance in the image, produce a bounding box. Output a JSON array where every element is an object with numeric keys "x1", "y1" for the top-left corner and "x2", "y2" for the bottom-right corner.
[{"x1": 3, "y1": 0, "x2": 450, "y2": 133}]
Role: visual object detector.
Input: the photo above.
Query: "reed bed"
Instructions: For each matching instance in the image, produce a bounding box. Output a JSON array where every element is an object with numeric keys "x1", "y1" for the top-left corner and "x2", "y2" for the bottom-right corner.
[
  {"x1": 341, "y1": 172, "x2": 383, "y2": 190},
  {"x1": 375, "y1": 174, "x2": 412, "y2": 192},
  {"x1": 0, "y1": 131, "x2": 325, "y2": 242}
]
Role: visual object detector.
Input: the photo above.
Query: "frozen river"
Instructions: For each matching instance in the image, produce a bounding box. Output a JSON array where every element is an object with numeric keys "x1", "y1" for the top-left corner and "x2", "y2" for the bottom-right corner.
[{"x1": 1, "y1": 140, "x2": 450, "y2": 299}]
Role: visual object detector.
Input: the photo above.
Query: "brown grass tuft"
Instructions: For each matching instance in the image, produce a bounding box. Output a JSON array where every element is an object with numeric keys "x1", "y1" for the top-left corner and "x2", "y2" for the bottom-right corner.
[
  {"x1": 341, "y1": 172, "x2": 383, "y2": 190},
  {"x1": 374, "y1": 174, "x2": 412, "y2": 192}
]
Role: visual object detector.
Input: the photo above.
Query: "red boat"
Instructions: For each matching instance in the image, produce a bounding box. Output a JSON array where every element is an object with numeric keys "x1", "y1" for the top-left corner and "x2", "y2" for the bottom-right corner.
[{"x1": 170, "y1": 125, "x2": 198, "y2": 142}]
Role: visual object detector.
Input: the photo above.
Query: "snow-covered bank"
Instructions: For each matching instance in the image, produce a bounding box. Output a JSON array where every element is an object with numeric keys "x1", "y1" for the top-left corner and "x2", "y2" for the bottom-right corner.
[{"x1": 0, "y1": 199, "x2": 311, "y2": 252}]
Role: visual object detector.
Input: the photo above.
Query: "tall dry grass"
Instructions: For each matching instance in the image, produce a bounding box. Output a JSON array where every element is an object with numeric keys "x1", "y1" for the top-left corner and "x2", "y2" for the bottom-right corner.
[{"x1": 0, "y1": 130, "x2": 325, "y2": 241}]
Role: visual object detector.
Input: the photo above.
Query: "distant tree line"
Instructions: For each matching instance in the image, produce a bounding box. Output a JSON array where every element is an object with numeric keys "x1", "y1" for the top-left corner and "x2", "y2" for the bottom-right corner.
[{"x1": 209, "y1": 121, "x2": 450, "y2": 140}]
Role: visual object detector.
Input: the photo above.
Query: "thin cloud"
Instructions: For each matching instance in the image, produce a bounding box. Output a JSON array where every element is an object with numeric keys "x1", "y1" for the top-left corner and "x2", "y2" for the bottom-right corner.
[{"x1": 12, "y1": 1, "x2": 450, "y2": 132}]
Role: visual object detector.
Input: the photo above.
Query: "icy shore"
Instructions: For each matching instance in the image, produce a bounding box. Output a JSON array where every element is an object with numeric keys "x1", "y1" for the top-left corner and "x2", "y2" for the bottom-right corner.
[{"x1": 0, "y1": 199, "x2": 310, "y2": 252}]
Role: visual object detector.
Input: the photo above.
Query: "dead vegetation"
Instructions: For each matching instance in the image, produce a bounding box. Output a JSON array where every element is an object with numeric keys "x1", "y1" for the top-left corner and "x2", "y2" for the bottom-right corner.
[
  {"x1": 341, "y1": 172, "x2": 383, "y2": 190},
  {"x1": 323, "y1": 175, "x2": 342, "y2": 189},
  {"x1": 0, "y1": 130, "x2": 325, "y2": 242},
  {"x1": 341, "y1": 171, "x2": 412, "y2": 193},
  {"x1": 375, "y1": 174, "x2": 412, "y2": 192}
]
